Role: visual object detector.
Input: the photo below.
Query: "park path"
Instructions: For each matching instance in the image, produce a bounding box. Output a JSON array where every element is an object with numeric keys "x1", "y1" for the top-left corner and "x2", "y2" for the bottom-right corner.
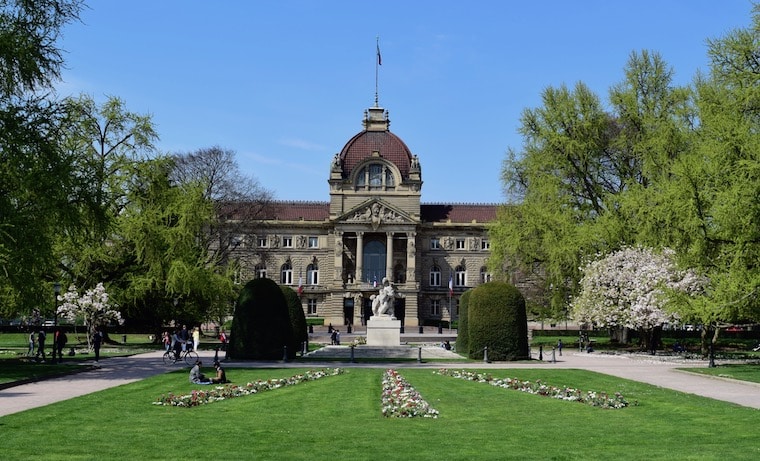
[{"x1": 2, "y1": 348, "x2": 759, "y2": 418}]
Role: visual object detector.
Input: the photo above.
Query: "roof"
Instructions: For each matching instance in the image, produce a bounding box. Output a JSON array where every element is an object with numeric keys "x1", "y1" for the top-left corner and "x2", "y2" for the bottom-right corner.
[
  {"x1": 339, "y1": 130, "x2": 413, "y2": 179},
  {"x1": 238, "y1": 201, "x2": 499, "y2": 224}
]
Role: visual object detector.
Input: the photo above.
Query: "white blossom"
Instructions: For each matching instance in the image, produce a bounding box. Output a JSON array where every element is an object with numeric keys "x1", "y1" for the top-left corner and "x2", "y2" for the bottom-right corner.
[{"x1": 56, "y1": 283, "x2": 123, "y2": 346}]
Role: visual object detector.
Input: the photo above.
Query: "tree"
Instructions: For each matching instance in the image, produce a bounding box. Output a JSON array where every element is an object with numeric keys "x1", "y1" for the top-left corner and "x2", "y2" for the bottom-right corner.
[
  {"x1": 572, "y1": 247, "x2": 705, "y2": 351},
  {"x1": 281, "y1": 285, "x2": 308, "y2": 354},
  {"x1": 0, "y1": 0, "x2": 84, "y2": 317},
  {"x1": 57, "y1": 282, "x2": 123, "y2": 349},
  {"x1": 492, "y1": 51, "x2": 693, "y2": 319}
]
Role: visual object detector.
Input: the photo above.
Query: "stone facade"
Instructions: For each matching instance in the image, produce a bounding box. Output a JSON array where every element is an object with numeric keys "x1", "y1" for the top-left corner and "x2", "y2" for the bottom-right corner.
[{"x1": 227, "y1": 105, "x2": 498, "y2": 328}]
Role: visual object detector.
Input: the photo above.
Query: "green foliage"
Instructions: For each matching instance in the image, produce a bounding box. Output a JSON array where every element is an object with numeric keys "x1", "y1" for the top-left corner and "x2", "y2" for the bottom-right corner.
[
  {"x1": 229, "y1": 278, "x2": 294, "y2": 360},
  {"x1": 467, "y1": 282, "x2": 529, "y2": 361},
  {"x1": 281, "y1": 285, "x2": 308, "y2": 352},
  {"x1": 455, "y1": 289, "x2": 471, "y2": 355}
]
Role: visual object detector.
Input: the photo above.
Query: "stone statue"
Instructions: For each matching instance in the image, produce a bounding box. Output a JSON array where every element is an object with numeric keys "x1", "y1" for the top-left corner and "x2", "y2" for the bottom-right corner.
[{"x1": 371, "y1": 277, "x2": 397, "y2": 318}]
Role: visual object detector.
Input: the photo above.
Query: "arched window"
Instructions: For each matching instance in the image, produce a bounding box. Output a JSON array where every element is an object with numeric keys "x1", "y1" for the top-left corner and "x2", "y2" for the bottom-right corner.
[
  {"x1": 356, "y1": 163, "x2": 395, "y2": 190},
  {"x1": 281, "y1": 262, "x2": 293, "y2": 285},
  {"x1": 480, "y1": 266, "x2": 491, "y2": 284},
  {"x1": 430, "y1": 265, "x2": 441, "y2": 287},
  {"x1": 255, "y1": 264, "x2": 267, "y2": 279},
  {"x1": 455, "y1": 265, "x2": 467, "y2": 287},
  {"x1": 307, "y1": 262, "x2": 319, "y2": 285}
]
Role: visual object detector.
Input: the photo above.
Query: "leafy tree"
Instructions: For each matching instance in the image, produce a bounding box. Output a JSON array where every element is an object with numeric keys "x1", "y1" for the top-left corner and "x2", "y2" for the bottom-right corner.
[
  {"x1": 455, "y1": 289, "x2": 471, "y2": 355},
  {"x1": 572, "y1": 247, "x2": 705, "y2": 351},
  {"x1": 0, "y1": 0, "x2": 84, "y2": 317},
  {"x1": 492, "y1": 51, "x2": 692, "y2": 320},
  {"x1": 281, "y1": 285, "x2": 308, "y2": 354}
]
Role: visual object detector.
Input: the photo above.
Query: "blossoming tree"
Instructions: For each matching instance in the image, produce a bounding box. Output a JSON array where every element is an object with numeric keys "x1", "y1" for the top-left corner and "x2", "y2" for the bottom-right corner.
[
  {"x1": 57, "y1": 283, "x2": 123, "y2": 349},
  {"x1": 571, "y1": 247, "x2": 705, "y2": 350}
]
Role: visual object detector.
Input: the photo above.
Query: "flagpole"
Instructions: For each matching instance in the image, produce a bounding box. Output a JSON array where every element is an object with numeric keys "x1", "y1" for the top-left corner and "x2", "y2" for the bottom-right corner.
[{"x1": 375, "y1": 35, "x2": 380, "y2": 107}]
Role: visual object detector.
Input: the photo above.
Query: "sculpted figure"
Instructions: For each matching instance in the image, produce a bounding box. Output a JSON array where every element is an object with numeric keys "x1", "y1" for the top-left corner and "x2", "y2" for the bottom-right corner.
[{"x1": 371, "y1": 277, "x2": 397, "y2": 318}]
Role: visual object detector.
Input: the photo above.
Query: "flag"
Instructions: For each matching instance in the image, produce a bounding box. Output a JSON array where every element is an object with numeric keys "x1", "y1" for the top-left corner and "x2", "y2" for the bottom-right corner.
[
  {"x1": 373, "y1": 274, "x2": 378, "y2": 288},
  {"x1": 377, "y1": 42, "x2": 382, "y2": 66},
  {"x1": 297, "y1": 277, "x2": 303, "y2": 296},
  {"x1": 448, "y1": 275, "x2": 454, "y2": 298}
]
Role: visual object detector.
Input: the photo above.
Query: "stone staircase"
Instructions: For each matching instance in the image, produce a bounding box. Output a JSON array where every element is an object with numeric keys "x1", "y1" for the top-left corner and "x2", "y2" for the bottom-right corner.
[{"x1": 303, "y1": 344, "x2": 463, "y2": 360}]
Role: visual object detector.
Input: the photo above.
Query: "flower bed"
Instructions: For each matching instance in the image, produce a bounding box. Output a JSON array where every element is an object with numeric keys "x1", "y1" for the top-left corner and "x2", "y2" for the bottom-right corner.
[
  {"x1": 381, "y1": 369, "x2": 439, "y2": 418},
  {"x1": 153, "y1": 368, "x2": 344, "y2": 407},
  {"x1": 436, "y1": 369, "x2": 635, "y2": 409}
]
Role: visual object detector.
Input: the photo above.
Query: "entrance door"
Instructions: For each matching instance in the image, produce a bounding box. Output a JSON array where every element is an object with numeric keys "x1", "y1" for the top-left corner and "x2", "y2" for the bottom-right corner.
[
  {"x1": 343, "y1": 298, "x2": 354, "y2": 326},
  {"x1": 363, "y1": 240, "x2": 386, "y2": 284}
]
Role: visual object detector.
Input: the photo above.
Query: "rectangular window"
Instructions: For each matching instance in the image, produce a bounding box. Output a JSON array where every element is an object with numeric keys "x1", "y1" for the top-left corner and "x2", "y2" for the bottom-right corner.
[
  {"x1": 456, "y1": 238, "x2": 466, "y2": 250},
  {"x1": 230, "y1": 235, "x2": 244, "y2": 247},
  {"x1": 282, "y1": 236, "x2": 293, "y2": 248},
  {"x1": 257, "y1": 236, "x2": 268, "y2": 248},
  {"x1": 307, "y1": 299, "x2": 317, "y2": 315},
  {"x1": 481, "y1": 239, "x2": 490, "y2": 250},
  {"x1": 455, "y1": 271, "x2": 466, "y2": 287},
  {"x1": 430, "y1": 237, "x2": 440, "y2": 250},
  {"x1": 307, "y1": 268, "x2": 319, "y2": 285},
  {"x1": 308, "y1": 236, "x2": 319, "y2": 248},
  {"x1": 431, "y1": 299, "x2": 441, "y2": 316},
  {"x1": 430, "y1": 270, "x2": 441, "y2": 287}
]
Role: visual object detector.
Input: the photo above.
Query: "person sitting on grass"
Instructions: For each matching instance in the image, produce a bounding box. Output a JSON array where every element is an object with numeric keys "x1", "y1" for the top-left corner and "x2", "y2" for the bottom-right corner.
[
  {"x1": 210, "y1": 361, "x2": 228, "y2": 384},
  {"x1": 189, "y1": 360, "x2": 210, "y2": 384}
]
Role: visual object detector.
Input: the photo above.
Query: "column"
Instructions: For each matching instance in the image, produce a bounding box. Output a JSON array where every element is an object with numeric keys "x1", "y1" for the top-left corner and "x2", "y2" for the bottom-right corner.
[
  {"x1": 386, "y1": 232, "x2": 393, "y2": 281},
  {"x1": 334, "y1": 231, "x2": 343, "y2": 281},
  {"x1": 406, "y1": 232, "x2": 417, "y2": 283},
  {"x1": 356, "y1": 232, "x2": 364, "y2": 283}
]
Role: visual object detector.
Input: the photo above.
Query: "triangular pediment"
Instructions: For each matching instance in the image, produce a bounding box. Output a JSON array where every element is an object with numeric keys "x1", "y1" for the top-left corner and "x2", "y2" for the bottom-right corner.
[{"x1": 337, "y1": 199, "x2": 415, "y2": 229}]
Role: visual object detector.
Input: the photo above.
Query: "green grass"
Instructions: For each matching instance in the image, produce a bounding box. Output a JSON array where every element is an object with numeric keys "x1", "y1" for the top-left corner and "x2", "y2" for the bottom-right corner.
[
  {"x1": 2, "y1": 367, "x2": 759, "y2": 460},
  {"x1": 681, "y1": 364, "x2": 760, "y2": 384}
]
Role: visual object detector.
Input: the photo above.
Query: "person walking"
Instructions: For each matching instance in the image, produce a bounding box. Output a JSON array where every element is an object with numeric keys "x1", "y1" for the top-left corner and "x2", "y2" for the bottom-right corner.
[
  {"x1": 92, "y1": 327, "x2": 103, "y2": 363},
  {"x1": 36, "y1": 329, "x2": 46, "y2": 362},
  {"x1": 56, "y1": 329, "x2": 68, "y2": 363},
  {"x1": 179, "y1": 325, "x2": 190, "y2": 352},
  {"x1": 28, "y1": 331, "x2": 35, "y2": 357},
  {"x1": 557, "y1": 339, "x2": 563, "y2": 356},
  {"x1": 192, "y1": 326, "x2": 200, "y2": 353}
]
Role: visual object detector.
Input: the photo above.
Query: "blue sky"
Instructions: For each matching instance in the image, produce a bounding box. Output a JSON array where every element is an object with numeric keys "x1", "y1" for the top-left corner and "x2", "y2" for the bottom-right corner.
[{"x1": 57, "y1": 0, "x2": 754, "y2": 204}]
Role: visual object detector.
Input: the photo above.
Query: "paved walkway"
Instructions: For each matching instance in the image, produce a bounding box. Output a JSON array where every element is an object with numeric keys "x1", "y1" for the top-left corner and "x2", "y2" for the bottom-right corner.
[{"x1": 2, "y1": 347, "x2": 759, "y2": 417}]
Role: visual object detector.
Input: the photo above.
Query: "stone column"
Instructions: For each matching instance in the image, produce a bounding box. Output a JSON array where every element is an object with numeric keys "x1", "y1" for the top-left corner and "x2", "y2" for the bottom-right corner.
[
  {"x1": 386, "y1": 232, "x2": 393, "y2": 281},
  {"x1": 406, "y1": 232, "x2": 417, "y2": 282},
  {"x1": 334, "y1": 231, "x2": 343, "y2": 281},
  {"x1": 356, "y1": 232, "x2": 364, "y2": 283}
]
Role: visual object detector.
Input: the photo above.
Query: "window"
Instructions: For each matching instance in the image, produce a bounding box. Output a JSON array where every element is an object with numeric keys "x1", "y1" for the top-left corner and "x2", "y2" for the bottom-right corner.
[
  {"x1": 280, "y1": 262, "x2": 293, "y2": 285},
  {"x1": 282, "y1": 236, "x2": 293, "y2": 248},
  {"x1": 480, "y1": 266, "x2": 492, "y2": 284},
  {"x1": 430, "y1": 237, "x2": 440, "y2": 250},
  {"x1": 307, "y1": 263, "x2": 319, "y2": 285},
  {"x1": 431, "y1": 299, "x2": 441, "y2": 316},
  {"x1": 481, "y1": 239, "x2": 490, "y2": 250},
  {"x1": 307, "y1": 299, "x2": 318, "y2": 315},
  {"x1": 456, "y1": 238, "x2": 466, "y2": 250},
  {"x1": 357, "y1": 163, "x2": 395, "y2": 189},
  {"x1": 230, "y1": 235, "x2": 245, "y2": 247},
  {"x1": 257, "y1": 236, "x2": 268, "y2": 248},
  {"x1": 255, "y1": 264, "x2": 267, "y2": 279},
  {"x1": 308, "y1": 236, "x2": 319, "y2": 248},
  {"x1": 455, "y1": 265, "x2": 466, "y2": 287},
  {"x1": 429, "y1": 265, "x2": 441, "y2": 287}
]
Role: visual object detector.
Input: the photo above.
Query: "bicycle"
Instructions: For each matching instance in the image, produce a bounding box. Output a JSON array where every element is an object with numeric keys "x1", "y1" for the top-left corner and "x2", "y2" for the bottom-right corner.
[{"x1": 163, "y1": 347, "x2": 199, "y2": 366}]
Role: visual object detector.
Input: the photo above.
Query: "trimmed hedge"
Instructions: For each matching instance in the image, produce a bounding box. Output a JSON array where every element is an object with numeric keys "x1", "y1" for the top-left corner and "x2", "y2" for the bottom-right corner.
[
  {"x1": 468, "y1": 281, "x2": 529, "y2": 361},
  {"x1": 456, "y1": 289, "x2": 472, "y2": 355},
  {"x1": 229, "y1": 278, "x2": 295, "y2": 360},
  {"x1": 281, "y1": 286, "x2": 308, "y2": 353}
]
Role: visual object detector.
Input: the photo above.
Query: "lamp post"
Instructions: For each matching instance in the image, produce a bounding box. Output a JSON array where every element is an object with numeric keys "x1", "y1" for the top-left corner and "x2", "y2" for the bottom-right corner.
[{"x1": 51, "y1": 283, "x2": 61, "y2": 364}]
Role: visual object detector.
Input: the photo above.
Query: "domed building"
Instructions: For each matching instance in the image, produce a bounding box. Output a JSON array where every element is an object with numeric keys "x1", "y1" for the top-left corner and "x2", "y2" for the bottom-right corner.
[{"x1": 229, "y1": 104, "x2": 497, "y2": 328}]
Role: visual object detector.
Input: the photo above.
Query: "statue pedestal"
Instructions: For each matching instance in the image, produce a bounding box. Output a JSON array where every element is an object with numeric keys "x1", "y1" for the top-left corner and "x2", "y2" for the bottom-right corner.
[{"x1": 366, "y1": 316, "x2": 401, "y2": 346}]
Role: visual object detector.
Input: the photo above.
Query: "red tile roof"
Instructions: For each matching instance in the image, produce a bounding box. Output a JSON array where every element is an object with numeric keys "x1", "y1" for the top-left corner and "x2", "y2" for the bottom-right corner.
[{"x1": 339, "y1": 130, "x2": 413, "y2": 179}]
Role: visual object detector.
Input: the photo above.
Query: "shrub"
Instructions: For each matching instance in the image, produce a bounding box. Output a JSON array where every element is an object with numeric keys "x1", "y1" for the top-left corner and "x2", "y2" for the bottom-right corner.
[
  {"x1": 468, "y1": 282, "x2": 529, "y2": 361},
  {"x1": 456, "y1": 289, "x2": 472, "y2": 355},
  {"x1": 229, "y1": 278, "x2": 295, "y2": 360},
  {"x1": 281, "y1": 286, "x2": 308, "y2": 353}
]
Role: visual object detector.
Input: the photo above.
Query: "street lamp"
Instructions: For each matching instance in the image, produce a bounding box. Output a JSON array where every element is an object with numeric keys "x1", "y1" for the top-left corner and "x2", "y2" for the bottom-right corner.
[{"x1": 51, "y1": 282, "x2": 61, "y2": 364}]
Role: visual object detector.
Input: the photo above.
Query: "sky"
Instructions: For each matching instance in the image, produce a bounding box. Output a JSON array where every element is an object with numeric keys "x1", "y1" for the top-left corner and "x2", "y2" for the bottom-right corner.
[{"x1": 56, "y1": 0, "x2": 754, "y2": 204}]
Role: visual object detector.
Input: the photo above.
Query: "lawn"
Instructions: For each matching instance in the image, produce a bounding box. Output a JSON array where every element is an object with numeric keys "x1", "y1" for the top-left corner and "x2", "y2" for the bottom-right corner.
[
  {"x1": 1, "y1": 367, "x2": 758, "y2": 460},
  {"x1": 682, "y1": 364, "x2": 760, "y2": 384}
]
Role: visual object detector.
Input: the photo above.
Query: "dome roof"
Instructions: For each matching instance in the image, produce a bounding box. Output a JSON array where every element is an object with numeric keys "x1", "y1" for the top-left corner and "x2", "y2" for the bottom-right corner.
[{"x1": 339, "y1": 130, "x2": 413, "y2": 179}]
